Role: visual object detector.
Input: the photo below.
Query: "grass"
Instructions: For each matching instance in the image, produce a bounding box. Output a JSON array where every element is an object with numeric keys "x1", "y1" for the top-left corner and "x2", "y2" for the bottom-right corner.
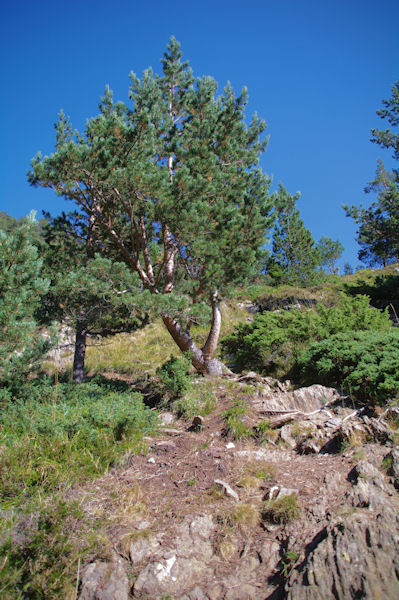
[
  {"x1": 171, "y1": 379, "x2": 218, "y2": 419},
  {"x1": 236, "y1": 459, "x2": 276, "y2": 491},
  {"x1": 0, "y1": 379, "x2": 158, "y2": 598},
  {"x1": 223, "y1": 399, "x2": 253, "y2": 440},
  {"x1": 262, "y1": 493, "x2": 301, "y2": 524},
  {"x1": 84, "y1": 300, "x2": 249, "y2": 379}
]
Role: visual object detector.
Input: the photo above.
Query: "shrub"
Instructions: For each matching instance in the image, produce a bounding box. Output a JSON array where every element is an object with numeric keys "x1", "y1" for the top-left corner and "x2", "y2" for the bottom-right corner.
[
  {"x1": 297, "y1": 329, "x2": 399, "y2": 404},
  {"x1": 157, "y1": 353, "x2": 192, "y2": 399},
  {"x1": 222, "y1": 294, "x2": 391, "y2": 377}
]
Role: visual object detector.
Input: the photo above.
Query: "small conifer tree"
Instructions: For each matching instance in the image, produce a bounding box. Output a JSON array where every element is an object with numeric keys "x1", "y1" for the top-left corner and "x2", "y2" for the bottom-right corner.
[{"x1": 0, "y1": 216, "x2": 50, "y2": 387}]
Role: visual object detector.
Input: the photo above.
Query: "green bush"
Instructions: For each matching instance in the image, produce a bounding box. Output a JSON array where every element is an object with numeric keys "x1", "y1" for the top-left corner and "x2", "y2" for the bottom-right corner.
[
  {"x1": 297, "y1": 329, "x2": 399, "y2": 404},
  {"x1": 157, "y1": 353, "x2": 192, "y2": 399},
  {"x1": 222, "y1": 294, "x2": 391, "y2": 377}
]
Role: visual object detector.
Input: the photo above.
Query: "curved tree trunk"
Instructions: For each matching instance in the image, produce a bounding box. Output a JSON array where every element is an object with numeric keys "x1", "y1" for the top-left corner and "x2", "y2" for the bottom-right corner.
[
  {"x1": 73, "y1": 318, "x2": 88, "y2": 383},
  {"x1": 161, "y1": 291, "x2": 229, "y2": 376}
]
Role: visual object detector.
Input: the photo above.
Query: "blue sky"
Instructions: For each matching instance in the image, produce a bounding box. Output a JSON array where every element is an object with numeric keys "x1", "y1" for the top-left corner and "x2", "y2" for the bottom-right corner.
[{"x1": 1, "y1": 0, "x2": 398, "y2": 269}]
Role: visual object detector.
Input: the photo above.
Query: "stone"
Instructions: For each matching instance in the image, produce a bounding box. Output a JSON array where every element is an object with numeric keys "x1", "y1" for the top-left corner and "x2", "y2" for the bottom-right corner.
[
  {"x1": 133, "y1": 515, "x2": 216, "y2": 598},
  {"x1": 192, "y1": 415, "x2": 204, "y2": 430},
  {"x1": 214, "y1": 479, "x2": 239, "y2": 502},
  {"x1": 259, "y1": 384, "x2": 341, "y2": 413},
  {"x1": 129, "y1": 533, "x2": 161, "y2": 564},
  {"x1": 159, "y1": 412, "x2": 176, "y2": 425},
  {"x1": 385, "y1": 446, "x2": 399, "y2": 489},
  {"x1": 279, "y1": 424, "x2": 296, "y2": 448},
  {"x1": 287, "y1": 514, "x2": 399, "y2": 600},
  {"x1": 79, "y1": 554, "x2": 129, "y2": 600},
  {"x1": 276, "y1": 487, "x2": 299, "y2": 499},
  {"x1": 259, "y1": 539, "x2": 281, "y2": 571}
]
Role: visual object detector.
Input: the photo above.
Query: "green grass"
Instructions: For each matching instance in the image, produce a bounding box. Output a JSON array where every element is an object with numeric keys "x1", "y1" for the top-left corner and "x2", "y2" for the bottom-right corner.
[
  {"x1": 0, "y1": 379, "x2": 158, "y2": 598},
  {"x1": 262, "y1": 493, "x2": 301, "y2": 524},
  {"x1": 223, "y1": 399, "x2": 253, "y2": 440}
]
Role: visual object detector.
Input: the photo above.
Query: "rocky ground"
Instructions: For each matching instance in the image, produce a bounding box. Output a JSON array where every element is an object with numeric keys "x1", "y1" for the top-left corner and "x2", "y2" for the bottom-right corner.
[{"x1": 77, "y1": 374, "x2": 399, "y2": 600}]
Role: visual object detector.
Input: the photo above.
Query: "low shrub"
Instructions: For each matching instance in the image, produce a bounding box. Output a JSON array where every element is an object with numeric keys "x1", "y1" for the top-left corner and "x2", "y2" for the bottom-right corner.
[
  {"x1": 222, "y1": 294, "x2": 392, "y2": 378},
  {"x1": 297, "y1": 329, "x2": 399, "y2": 404},
  {"x1": 157, "y1": 353, "x2": 192, "y2": 399}
]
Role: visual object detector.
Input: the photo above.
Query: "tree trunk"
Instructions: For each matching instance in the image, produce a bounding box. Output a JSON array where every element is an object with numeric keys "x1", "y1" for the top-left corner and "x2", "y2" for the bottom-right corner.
[
  {"x1": 161, "y1": 292, "x2": 229, "y2": 376},
  {"x1": 73, "y1": 318, "x2": 88, "y2": 383}
]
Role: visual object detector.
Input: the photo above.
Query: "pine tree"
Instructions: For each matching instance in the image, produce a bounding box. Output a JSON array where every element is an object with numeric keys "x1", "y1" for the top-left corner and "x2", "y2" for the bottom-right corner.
[
  {"x1": 29, "y1": 38, "x2": 274, "y2": 374},
  {"x1": 344, "y1": 81, "x2": 399, "y2": 266},
  {"x1": 315, "y1": 236, "x2": 344, "y2": 274},
  {"x1": 268, "y1": 185, "x2": 320, "y2": 286},
  {"x1": 39, "y1": 211, "x2": 149, "y2": 382},
  {"x1": 0, "y1": 216, "x2": 50, "y2": 387}
]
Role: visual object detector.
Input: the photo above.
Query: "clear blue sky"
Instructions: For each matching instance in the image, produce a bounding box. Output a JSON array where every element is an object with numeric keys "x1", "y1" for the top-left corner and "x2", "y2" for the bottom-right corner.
[{"x1": 1, "y1": 0, "x2": 398, "y2": 269}]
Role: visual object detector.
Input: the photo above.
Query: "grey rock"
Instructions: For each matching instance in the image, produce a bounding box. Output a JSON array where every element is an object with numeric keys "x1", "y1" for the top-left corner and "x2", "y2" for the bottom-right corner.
[
  {"x1": 277, "y1": 487, "x2": 299, "y2": 499},
  {"x1": 280, "y1": 424, "x2": 297, "y2": 448},
  {"x1": 298, "y1": 439, "x2": 322, "y2": 454},
  {"x1": 79, "y1": 554, "x2": 129, "y2": 600},
  {"x1": 287, "y1": 514, "x2": 399, "y2": 600},
  {"x1": 129, "y1": 533, "x2": 161, "y2": 564},
  {"x1": 259, "y1": 384, "x2": 341, "y2": 413},
  {"x1": 386, "y1": 446, "x2": 399, "y2": 488},
  {"x1": 214, "y1": 479, "x2": 239, "y2": 502},
  {"x1": 133, "y1": 515, "x2": 216, "y2": 598},
  {"x1": 159, "y1": 412, "x2": 176, "y2": 425},
  {"x1": 259, "y1": 539, "x2": 281, "y2": 571}
]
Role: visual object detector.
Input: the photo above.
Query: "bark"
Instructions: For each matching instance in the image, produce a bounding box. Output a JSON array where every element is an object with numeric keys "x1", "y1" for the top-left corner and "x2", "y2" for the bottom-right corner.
[
  {"x1": 161, "y1": 306, "x2": 228, "y2": 376},
  {"x1": 201, "y1": 291, "x2": 222, "y2": 361},
  {"x1": 73, "y1": 318, "x2": 88, "y2": 383}
]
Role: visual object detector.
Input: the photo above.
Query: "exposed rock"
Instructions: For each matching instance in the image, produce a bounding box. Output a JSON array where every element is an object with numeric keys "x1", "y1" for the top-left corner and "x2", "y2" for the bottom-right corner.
[
  {"x1": 129, "y1": 533, "x2": 161, "y2": 564},
  {"x1": 79, "y1": 554, "x2": 129, "y2": 600},
  {"x1": 287, "y1": 514, "x2": 399, "y2": 600},
  {"x1": 279, "y1": 424, "x2": 297, "y2": 448},
  {"x1": 362, "y1": 415, "x2": 394, "y2": 444},
  {"x1": 259, "y1": 384, "x2": 341, "y2": 413},
  {"x1": 191, "y1": 415, "x2": 204, "y2": 430},
  {"x1": 133, "y1": 515, "x2": 216, "y2": 598},
  {"x1": 386, "y1": 446, "x2": 399, "y2": 488},
  {"x1": 276, "y1": 487, "x2": 299, "y2": 499},
  {"x1": 259, "y1": 539, "x2": 281, "y2": 570}
]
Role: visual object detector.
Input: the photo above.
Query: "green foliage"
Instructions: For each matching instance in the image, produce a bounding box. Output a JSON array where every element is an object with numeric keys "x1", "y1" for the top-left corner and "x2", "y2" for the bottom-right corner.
[
  {"x1": 297, "y1": 329, "x2": 399, "y2": 404},
  {"x1": 268, "y1": 185, "x2": 321, "y2": 287},
  {"x1": 344, "y1": 270, "x2": 399, "y2": 321},
  {"x1": 222, "y1": 294, "x2": 391, "y2": 377},
  {"x1": 262, "y1": 493, "x2": 300, "y2": 524},
  {"x1": 281, "y1": 550, "x2": 300, "y2": 577},
  {"x1": 344, "y1": 81, "x2": 399, "y2": 267},
  {"x1": 157, "y1": 353, "x2": 192, "y2": 399},
  {"x1": 0, "y1": 380, "x2": 158, "y2": 504},
  {"x1": 29, "y1": 38, "x2": 275, "y2": 370},
  {"x1": 344, "y1": 162, "x2": 399, "y2": 267},
  {"x1": 223, "y1": 399, "x2": 252, "y2": 439},
  {"x1": 172, "y1": 380, "x2": 217, "y2": 419},
  {"x1": 0, "y1": 220, "x2": 50, "y2": 387},
  {"x1": 0, "y1": 497, "x2": 90, "y2": 599},
  {"x1": 315, "y1": 236, "x2": 344, "y2": 274}
]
